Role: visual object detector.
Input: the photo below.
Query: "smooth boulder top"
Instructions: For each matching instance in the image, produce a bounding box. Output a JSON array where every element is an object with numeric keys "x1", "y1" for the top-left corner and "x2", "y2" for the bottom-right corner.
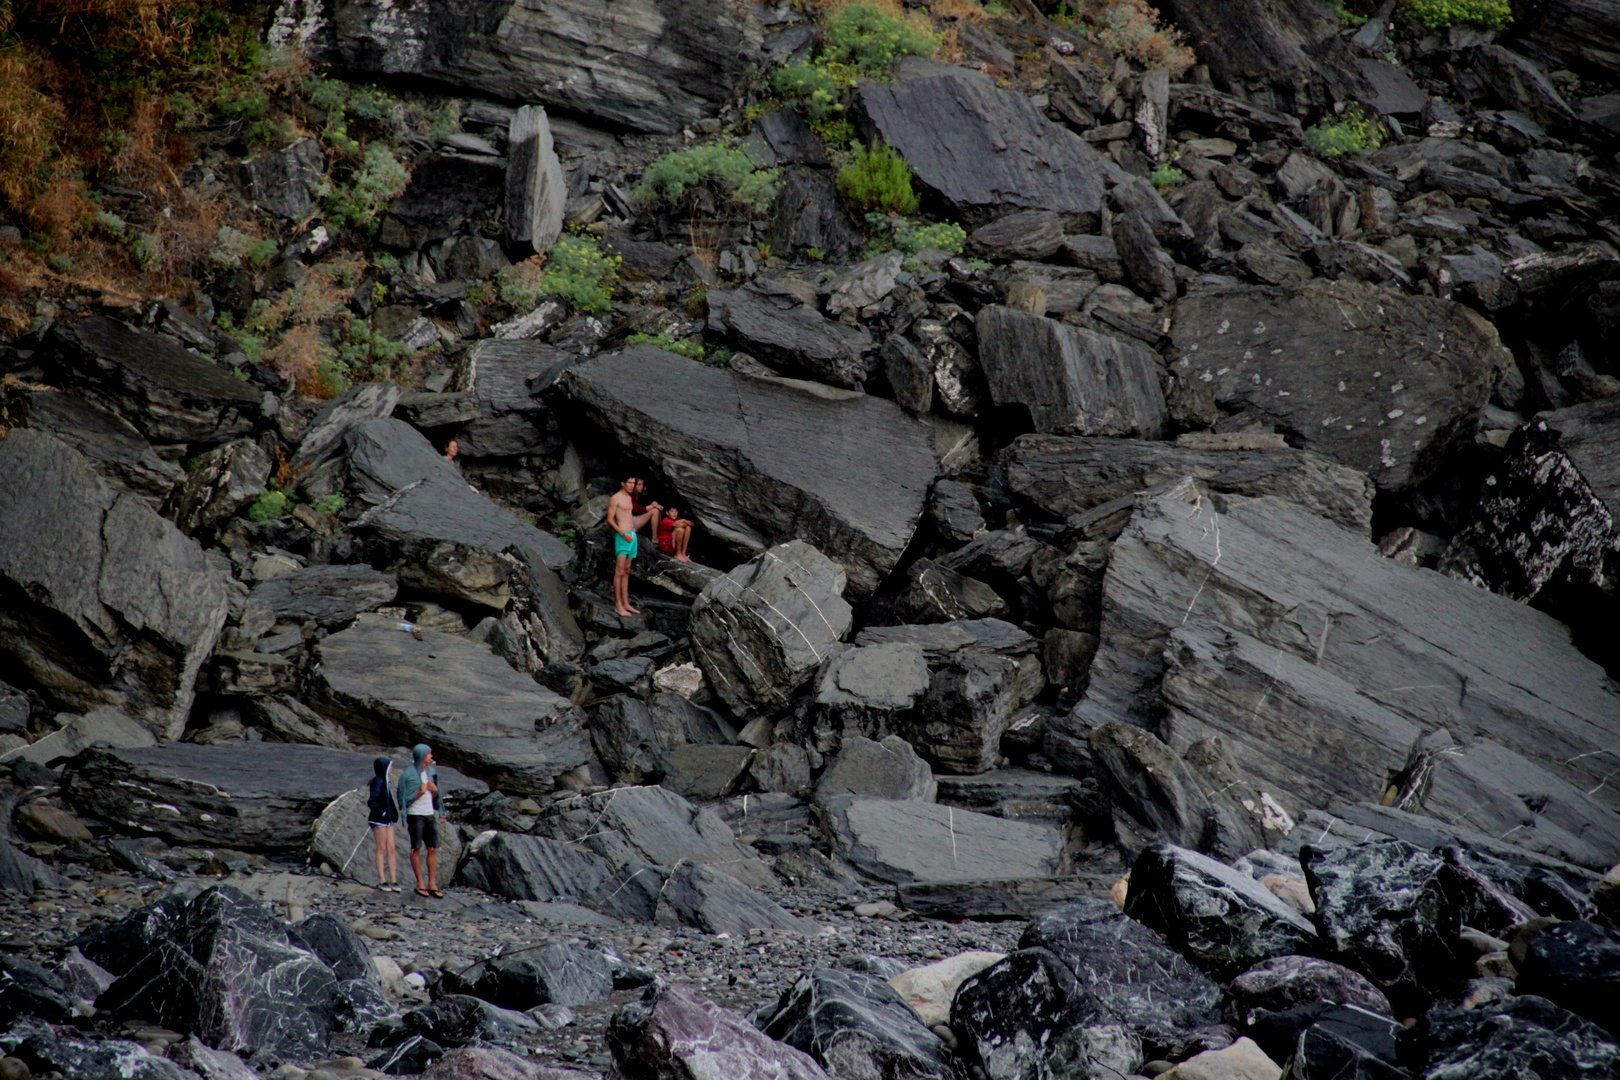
[
  {"x1": 74, "y1": 742, "x2": 487, "y2": 799},
  {"x1": 559, "y1": 347, "x2": 937, "y2": 597}
]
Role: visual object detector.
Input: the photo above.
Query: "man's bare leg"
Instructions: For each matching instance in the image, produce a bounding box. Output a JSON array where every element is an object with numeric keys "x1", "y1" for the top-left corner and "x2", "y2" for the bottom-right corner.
[
  {"x1": 426, "y1": 847, "x2": 439, "y2": 894},
  {"x1": 614, "y1": 556, "x2": 633, "y2": 617},
  {"x1": 676, "y1": 524, "x2": 692, "y2": 562}
]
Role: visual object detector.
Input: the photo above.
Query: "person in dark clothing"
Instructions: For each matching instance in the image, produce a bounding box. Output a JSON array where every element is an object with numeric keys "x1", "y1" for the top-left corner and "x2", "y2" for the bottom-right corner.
[{"x1": 367, "y1": 756, "x2": 401, "y2": 892}]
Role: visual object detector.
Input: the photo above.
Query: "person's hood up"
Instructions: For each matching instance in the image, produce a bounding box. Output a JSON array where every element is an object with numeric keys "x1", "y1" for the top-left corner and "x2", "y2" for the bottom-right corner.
[
  {"x1": 373, "y1": 756, "x2": 391, "y2": 779},
  {"x1": 412, "y1": 744, "x2": 431, "y2": 767}
]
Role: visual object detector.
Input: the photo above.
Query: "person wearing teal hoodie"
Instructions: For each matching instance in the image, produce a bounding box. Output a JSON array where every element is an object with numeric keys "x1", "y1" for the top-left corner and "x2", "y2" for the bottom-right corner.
[{"x1": 397, "y1": 744, "x2": 442, "y2": 898}]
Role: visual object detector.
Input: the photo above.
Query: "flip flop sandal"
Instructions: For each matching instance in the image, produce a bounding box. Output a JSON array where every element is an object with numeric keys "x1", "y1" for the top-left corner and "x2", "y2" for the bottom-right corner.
[
  {"x1": 429, "y1": 889, "x2": 445, "y2": 899},
  {"x1": 415, "y1": 888, "x2": 433, "y2": 898}
]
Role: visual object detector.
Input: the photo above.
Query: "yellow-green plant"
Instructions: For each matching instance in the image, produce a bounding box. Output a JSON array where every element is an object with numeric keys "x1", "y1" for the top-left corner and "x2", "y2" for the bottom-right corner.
[
  {"x1": 536, "y1": 234, "x2": 620, "y2": 313},
  {"x1": 636, "y1": 145, "x2": 780, "y2": 216},
  {"x1": 1304, "y1": 107, "x2": 1385, "y2": 159},
  {"x1": 837, "y1": 142, "x2": 919, "y2": 215},
  {"x1": 1399, "y1": 0, "x2": 1510, "y2": 27}
]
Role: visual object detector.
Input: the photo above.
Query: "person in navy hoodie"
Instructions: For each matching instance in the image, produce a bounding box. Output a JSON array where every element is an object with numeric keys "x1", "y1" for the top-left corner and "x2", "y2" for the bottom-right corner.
[{"x1": 367, "y1": 756, "x2": 402, "y2": 892}]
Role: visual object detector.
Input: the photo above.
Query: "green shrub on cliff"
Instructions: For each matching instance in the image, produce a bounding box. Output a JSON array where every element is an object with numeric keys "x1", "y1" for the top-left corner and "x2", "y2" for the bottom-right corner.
[{"x1": 1399, "y1": 0, "x2": 1511, "y2": 27}]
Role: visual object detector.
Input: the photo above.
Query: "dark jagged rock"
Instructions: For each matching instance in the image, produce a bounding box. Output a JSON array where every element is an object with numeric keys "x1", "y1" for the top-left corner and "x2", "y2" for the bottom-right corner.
[
  {"x1": 1516, "y1": 920, "x2": 1620, "y2": 1038},
  {"x1": 1062, "y1": 481, "x2": 1620, "y2": 870},
  {"x1": 21, "y1": 390, "x2": 186, "y2": 500},
  {"x1": 1250, "y1": 1003, "x2": 1401, "y2": 1078},
  {"x1": 1167, "y1": 281, "x2": 1510, "y2": 491},
  {"x1": 50, "y1": 315, "x2": 262, "y2": 444},
  {"x1": 248, "y1": 564, "x2": 398, "y2": 626},
  {"x1": 820, "y1": 796, "x2": 1062, "y2": 884},
  {"x1": 911, "y1": 649, "x2": 1037, "y2": 775},
  {"x1": 892, "y1": 559, "x2": 1006, "y2": 625},
  {"x1": 1020, "y1": 897, "x2": 1223, "y2": 1055},
  {"x1": 291, "y1": 912, "x2": 393, "y2": 1031},
  {"x1": 0, "y1": 835, "x2": 61, "y2": 896},
  {"x1": 457, "y1": 831, "x2": 664, "y2": 923},
  {"x1": 807, "y1": 645, "x2": 932, "y2": 756},
  {"x1": 167, "y1": 439, "x2": 271, "y2": 536},
  {"x1": 456, "y1": 339, "x2": 572, "y2": 459},
  {"x1": 347, "y1": 417, "x2": 574, "y2": 569},
  {"x1": 247, "y1": 138, "x2": 324, "y2": 218},
  {"x1": 859, "y1": 72, "x2": 1106, "y2": 221},
  {"x1": 659, "y1": 860, "x2": 815, "y2": 936},
  {"x1": 396, "y1": 995, "x2": 540, "y2": 1048},
  {"x1": 96, "y1": 885, "x2": 343, "y2": 1060},
  {"x1": 1000, "y1": 433, "x2": 1374, "y2": 535},
  {"x1": 559, "y1": 348, "x2": 937, "y2": 599},
  {"x1": 976, "y1": 306, "x2": 1166, "y2": 438},
  {"x1": 474, "y1": 943, "x2": 614, "y2": 1010},
  {"x1": 1302, "y1": 840, "x2": 1467, "y2": 1007},
  {"x1": 0, "y1": 430, "x2": 233, "y2": 740},
  {"x1": 63, "y1": 742, "x2": 484, "y2": 850},
  {"x1": 607, "y1": 982, "x2": 833, "y2": 1080},
  {"x1": 505, "y1": 105, "x2": 565, "y2": 256},
  {"x1": 315, "y1": 0, "x2": 762, "y2": 135},
  {"x1": 951, "y1": 948, "x2": 1141, "y2": 1080},
  {"x1": 690, "y1": 541, "x2": 852, "y2": 716},
  {"x1": 313, "y1": 613, "x2": 590, "y2": 795},
  {"x1": 1088, "y1": 720, "x2": 1259, "y2": 859},
  {"x1": 1155, "y1": 0, "x2": 1367, "y2": 110},
  {"x1": 1227, "y1": 955, "x2": 1391, "y2": 1026},
  {"x1": 707, "y1": 287, "x2": 875, "y2": 389},
  {"x1": 1401, "y1": 994, "x2": 1620, "y2": 1078},
  {"x1": 9, "y1": 1025, "x2": 196, "y2": 1080},
  {"x1": 969, "y1": 211, "x2": 1066, "y2": 262},
  {"x1": 0, "y1": 955, "x2": 75, "y2": 1022},
  {"x1": 1124, "y1": 843, "x2": 1318, "y2": 979},
  {"x1": 589, "y1": 692, "x2": 736, "y2": 785},
  {"x1": 756, "y1": 967, "x2": 957, "y2": 1080},
  {"x1": 75, "y1": 893, "x2": 189, "y2": 976},
  {"x1": 530, "y1": 784, "x2": 774, "y2": 889}
]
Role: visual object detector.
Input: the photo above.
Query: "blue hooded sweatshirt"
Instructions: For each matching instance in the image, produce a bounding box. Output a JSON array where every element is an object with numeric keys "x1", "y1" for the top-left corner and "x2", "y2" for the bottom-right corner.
[{"x1": 397, "y1": 744, "x2": 438, "y2": 818}]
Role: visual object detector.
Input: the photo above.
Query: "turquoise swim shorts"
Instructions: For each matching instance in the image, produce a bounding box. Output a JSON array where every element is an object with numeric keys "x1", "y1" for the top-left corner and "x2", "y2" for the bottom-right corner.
[{"x1": 614, "y1": 531, "x2": 638, "y2": 558}]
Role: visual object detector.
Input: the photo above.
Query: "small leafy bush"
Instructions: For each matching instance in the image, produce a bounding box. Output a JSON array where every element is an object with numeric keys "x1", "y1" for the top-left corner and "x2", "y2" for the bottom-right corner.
[
  {"x1": 538, "y1": 234, "x2": 621, "y2": 313},
  {"x1": 212, "y1": 226, "x2": 278, "y2": 268},
  {"x1": 625, "y1": 331, "x2": 704, "y2": 358},
  {"x1": 1399, "y1": 0, "x2": 1510, "y2": 27},
  {"x1": 335, "y1": 319, "x2": 408, "y2": 382},
  {"x1": 837, "y1": 142, "x2": 919, "y2": 215},
  {"x1": 821, "y1": 3, "x2": 937, "y2": 75},
  {"x1": 895, "y1": 219, "x2": 966, "y2": 256},
  {"x1": 309, "y1": 494, "x2": 346, "y2": 515},
  {"x1": 247, "y1": 490, "x2": 289, "y2": 522},
  {"x1": 1096, "y1": 0, "x2": 1196, "y2": 76},
  {"x1": 1304, "y1": 107, "x2": 1385, "y2": 159},
  {"x1": 775, "y1": 62, "x2": 849, "y2": 125},
  {"x1": 327, "y1": 142, "x2": 410, "y2": 229},
  {"x1": 636, "y1": 145, "x2": 780, "y2": 216},
  {"x1": 1150, "y1": 163, "x2": 1186, "y2": 188}
]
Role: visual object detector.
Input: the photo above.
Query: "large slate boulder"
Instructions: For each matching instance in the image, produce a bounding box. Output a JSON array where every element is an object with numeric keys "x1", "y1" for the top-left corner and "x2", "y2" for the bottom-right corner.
[
  {"x1": 21, "y1": 390, "x2": 186, "y2": 500},
  {"x1": 455, "y1": 338, "x2": 573, "y2": 459},
  {"x1": 249, "y1": 564, "x2": 398, "y2": 626},
  {"x1": 8, "y1": 1026, "x2": 197, "y2": 1080},
  {"x1": 951, "y1": 948, "x2": 1142, "y2": 1080},
  {"x1": 1301, "y1": 841, "x2": 1467, "y2": 1008},
  {"x1": 1060, "y1": 480, "x2": 1620, "y2": 870},
  {"x1": 314, "y1": 613, "x2": 590, "y2": 795},
  {"x1": 1167, "y1": 281, "x2": 1510, "y2": 492},
  {"x1": 658, "y1": 860, "x2": 815, "y2": 936},
  {"x1": 469, "y1": 942, "x2": 614, "y2": 1010},
  {"x1": 1124, "y1": 843, "x2": 1319, "y2": 979},
  {"x1": 975, "y1": 306, "x2": 1166, "y2": 438},
  {"x1": 347, "y1": 417, "x2": 574, "y2": 569},
  {"x1": 1020, "y1": 897, "x2": 1224, "y2": 1056},
  {"x1": 315, "y1": 0, "x2": 762, "y2": 135},
  {"x1": 1227, "y1": 955, "x2": 1392, "y2": 1026},
  {"x1": 96, "y1": 885, "x2": 346, "y2": 1059},
  {"x1": 0, "y1": 705, "x2": 155, "y2": 768},
  {"x1": 505, "y1": 105, "x2": 565, "y2": 255},
  {"x1": 530, "y1": 784, "x2": 774, "y2": 889},
  {"x1": 559, "y1": 347, "x2": 938, "y2": 599},
  {"x1": 1516, "y1": 920, "x2": 1620, "y2": 1038},
  {"x1": 1154, "y1": 0, "x2": 1368, "y2": 110},
  {"x1": 1000, "y1": 433, "x2": 1374, "y2": 535},
  {"x1": 1401, "y1": 994, "x2": 1620, "y2": 1078},
  {"x1": 0, "y1": 430, "x2": 232, "y2": 740},
  {"x1": 757, "y1": 967, "x2": 957, "y2": 1080},
  {"x1": 607, "y1": 982, "x2": 834, "y2": 1080},
  {"x1": 50, "y1": 315, "x2": 262, "y2": 444},
  {"x1": 166, "y1": 438, "x2": 272, "y2": 536},
  {"x1": 807, "y1": 644, "x2": 932, "y2": 756},
  {"x1": 690, "y1": 541, "x2": 853, "y2": 716},
  {"x1": 910, "y1": 648, "x2": 1041, "y2": 775},
  {"x1": 588, "y1": 692, "x2": 737, "y2": 785},
  {"x1": 707, "y1": 287, "x2": 875, "y2": 388},
  {"x1": 814, "y1": 735, "x2": 936, "y2": 804},
  {"x1": 457, "y1": 831, "x2": 663, "y2": 923},
  {"x1": 63, "y1": 742, "x2": 484, "y2": 850},
  {"x1": 821, "y1": 796, "x2": 1062, "y2": 885},
  {"x1": 858, "y1": 71, "x2": 1107, "y2": 222}
]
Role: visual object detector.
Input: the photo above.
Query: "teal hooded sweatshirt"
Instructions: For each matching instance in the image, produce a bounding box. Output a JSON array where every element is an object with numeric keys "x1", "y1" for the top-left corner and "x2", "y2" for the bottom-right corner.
[{"x1": 396, "y1": 744, "x2": 439, "y2": 817}]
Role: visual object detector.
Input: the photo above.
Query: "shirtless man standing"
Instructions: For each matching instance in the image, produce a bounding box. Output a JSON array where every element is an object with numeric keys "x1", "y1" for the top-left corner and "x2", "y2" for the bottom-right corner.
[{"x1": 608, "y1": 475, "x2": 659, "y2": 618}]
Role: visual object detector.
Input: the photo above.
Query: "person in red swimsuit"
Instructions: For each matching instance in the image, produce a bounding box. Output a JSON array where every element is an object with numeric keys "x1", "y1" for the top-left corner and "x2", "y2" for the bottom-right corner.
[{"x1": 657, "y1": 506, "x2": 694, "y2": 562}]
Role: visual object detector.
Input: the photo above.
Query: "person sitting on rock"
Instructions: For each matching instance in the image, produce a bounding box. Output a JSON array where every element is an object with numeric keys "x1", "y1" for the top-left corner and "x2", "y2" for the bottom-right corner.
[
  {"x1": 608, "y1": 475, "x2": 660, "y2": 619},
  {"x1": 442, "y1": 438, "x2": 459, "y2": 461},
  {"x1": 367, "y1": 756, "x2": 402, "y2": 892},
  {"x1": 657, "y1": 505, "x2": 694, "y2": 563},
  {"x1": 397, "y1": 744, "x2": 443, "y2": 899}
]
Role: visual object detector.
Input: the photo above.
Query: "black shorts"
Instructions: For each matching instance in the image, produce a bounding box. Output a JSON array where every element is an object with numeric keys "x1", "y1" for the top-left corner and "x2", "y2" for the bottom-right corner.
[{"x1": 407, "y1": 815, "x2": 439, "y2": 850}]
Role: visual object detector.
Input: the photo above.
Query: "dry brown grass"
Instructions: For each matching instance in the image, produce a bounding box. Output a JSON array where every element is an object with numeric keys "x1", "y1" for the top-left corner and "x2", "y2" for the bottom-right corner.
[{"x1": 0, "y1": 49, "x2": 70, "y2": 222}]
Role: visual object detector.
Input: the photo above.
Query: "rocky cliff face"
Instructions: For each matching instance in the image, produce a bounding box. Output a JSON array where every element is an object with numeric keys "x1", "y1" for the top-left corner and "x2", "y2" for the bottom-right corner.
[{"x1": 4, "y1": 0, "x2": 1620, "y2": 1077}]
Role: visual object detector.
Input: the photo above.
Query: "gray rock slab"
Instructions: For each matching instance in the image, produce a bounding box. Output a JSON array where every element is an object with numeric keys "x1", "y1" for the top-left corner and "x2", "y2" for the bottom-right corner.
[
  {"x1": 1066, "y1": 480, "x2": 1620, "y2": 870},
  {"x1": 561, "y1": 347, "x2": 937, "y2": 598},
  {"x1": 249, "y1": 564, "x2": 398, "y2": 625},
  {"x1": 855, "y1": 619, "x2": 1038, "y2": 663},
  {"x1": 0, "y1": 430, "x2": 232, "y2": 740},
  {"x1": 317, "y1": 0, "x2": 763, "y2": 135},
  {"x1": 0, "y1": 707, "x2": 155, "y2": 767},
  {"x1": 894, "y1": 877, "x2": 1107, "y2": 921},
  {"x1": 61, "y1": 742, "x2": 484, "y2": 850},
  {"x1": 1154, "y1": 0, "x2": 1368, "y2": 109},
  {"x1": 690, "y1": 541, "x2": 853, "y2": 716},
  {"x1": 530, "y1": 784, "x2": 774, "y2": 889},
  {"x1": 458, "y1": 831, "x2": 664, "y2": 924},
  {"x1": 348, "y1": 417, "x2": 574, "y2": 569},
  {"x1": 290, "y1": 381, "x2": 403, "y2": 480},
  {"x1": 814, "y1": 735, "x2": 936, "y2": 804},
  {"x1": 859, "y1": 74, "x2": 1107, "y2": 219},
  {"x1": 1167, "y1": 280, "x2": 1510, "y2": 491},
  {"x1": 247, "y1": 138, "x2": 325, "y2": 219},
  {"x1": 22, "y1": 390, "x2": 185, "y2": 500},
  {"x1": 313, "y1": 613, "x2": 590, "y2": 795},
  {"x1": 457, "y1": 338, "x2": 573, "y2": 458},
  {"x1": 50, "y1": 315, "x2": 262, "y2": 444},
  {"x1": 1000, "y1": 433, "x2": 1374, "y2": 535},
  {"x1": 706, "y1": 286, "x2": 875, "y2": 389},
  {"x1": 757, "y1": 967, "x2": 956, "y2": 1080},
  {"x1": 977, "y1": 305, "x2": 1166, "y2": 438},
  {"x1": 167, "y1": 439, "x2": 271, "y2": 535},
  {"x1": 505, "y1": 105, "x2": 566, "y2": 255},
  {"x1": 658, "y1": 860, "x2": 816, "y2": 936},
  {"x1": 821, "y1": 795, "x2": 1062, "y2": 885}
]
